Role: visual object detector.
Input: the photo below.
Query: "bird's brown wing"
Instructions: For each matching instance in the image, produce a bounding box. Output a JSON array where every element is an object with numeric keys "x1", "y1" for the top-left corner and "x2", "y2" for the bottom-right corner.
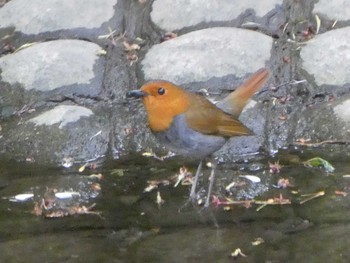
[{"x1": 185, "y1": 94, "x2": 251, "y2": 137}]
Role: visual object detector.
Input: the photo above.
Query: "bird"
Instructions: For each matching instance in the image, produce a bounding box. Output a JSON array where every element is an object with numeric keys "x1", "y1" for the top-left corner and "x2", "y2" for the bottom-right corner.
[{"x1": 127, "y1": 68, "x2": 269, "y2": 207}]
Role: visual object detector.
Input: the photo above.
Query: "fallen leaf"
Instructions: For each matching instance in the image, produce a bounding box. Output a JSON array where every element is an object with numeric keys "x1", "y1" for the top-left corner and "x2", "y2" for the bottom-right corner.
[
  {"x1": 79, "y1": 163, "x2": 88, "y2": 172},
  {"x1": 32, "y1": 202, "x2": 43, "y2": 216},
  {"x1": 275, "y1": 178, "x2": 294, "y2": 189},
  {"x1": 331, "y1": 20, "x2": 338, "y2": 29},
  {"x1": 88, "y1": 173, "x2": 103, "y2": 180},
  {"x1": 315, "y1": 14, "x2": 321, "y2": 34},
  {"x1": 304, "y1": 157, "x2": 335, "y2": 173},
  {"x1": 334, "y1": 190, "x2": 347, "y2": 197},
  {"x1": 123, "y1": 41, "x2": 140, "y2": 51},
  {"x1": 96, "y1": 49, "x2": 107, "y2": 56},
  {"x1": 144, "y1": 183, "x2": 158, "y2": 193},
  {"x1": 111, "y1": 169, "x2": 124, "y2": 177},
  {"x1": 61, "y1": 157, "x2": 74, "y2": 168},
  {"x1": 239, "y1": 175, "x2": 261, "y2": 183},
  {"x1": 251, "y1": 237, "x2": 264, "y2": 246},
  {"x1": 55, "y1": 191, "x2": 80, "y2": 199},
  {"x1": 126, "y1": 53, "x2": 138, "y2": 65},
  {"x1": 269, "y1": 160, "x2": 282, "y2": 174},
  {"x1": 225, "y1": 182, "x2": 236, "y2": 191},
  {"x1": 231, "y1": 248, "x2": 247, "y2": 258},
  {"x1": 9, "y1": 193, "x2": 34, "y2": 202},
  {"x1": 14, "y1": 42, "x2": 39, "y2": 53},
  {"x1": 174, "y1": 166, "x2": 192, "y2": 187},
  {"x1": 161, "y1": 32, "x2": 178, "y2": 42},
  {"x1": 91, "y1": 183, "x2": 102, "y2": 191},
  {"x1": 156, "y1": 191, "x2": 164, "y2": 209}
]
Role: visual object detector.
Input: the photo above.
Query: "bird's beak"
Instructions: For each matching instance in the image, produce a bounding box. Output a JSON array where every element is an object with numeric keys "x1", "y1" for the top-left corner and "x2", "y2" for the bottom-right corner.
[{"x1": 126, "y1": 90, "x2": 148, "y2": 99}]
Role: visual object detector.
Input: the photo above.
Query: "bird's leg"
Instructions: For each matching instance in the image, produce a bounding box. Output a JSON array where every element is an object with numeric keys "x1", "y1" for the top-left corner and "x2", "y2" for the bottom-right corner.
[
  {"x1": 190, "y1": 160, "x2": 203, "y2": 200},
  {"x1": 204, "y1": 159, "x2": 217, "y2": 208}
]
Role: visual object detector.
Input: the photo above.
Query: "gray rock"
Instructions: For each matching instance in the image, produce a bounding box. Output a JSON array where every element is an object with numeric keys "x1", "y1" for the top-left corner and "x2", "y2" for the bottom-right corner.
[
  {"x1": 0, "y1": 40, "x2": 105, "y2": 94},
  {"x1": 300, "y1": 27, "x2": 350, "y2": 86},
  {"x1": 295, "y1": 98, "x2": 350, "y2": 143},
  {"x1": 0, "y1": 105, "x2": 109, "y2": 164},
  {"x1": 141, "y1": 27, "x2": 272, "y2": 84},
  {"x1": 151, "y1": 0, "x2": 282, "y2": 31},
  {"x1": 314, "y1": 0, "x2": 350, "y2": 21},
  {"x1": 333, "y1": 99, "x2": 350, "y2": 128},
  {"x1": 0, "y1": 0, "x2": 116, "y2": 35},
  {"x1": 28, "y1": 105, "x2": 93, "y2": 129}
]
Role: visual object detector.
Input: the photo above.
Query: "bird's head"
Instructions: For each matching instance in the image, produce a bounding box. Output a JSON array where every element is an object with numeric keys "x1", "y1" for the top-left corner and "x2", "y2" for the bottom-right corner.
[{"x1": 127, "y1": 81, "x2": 191, "y2": 132}]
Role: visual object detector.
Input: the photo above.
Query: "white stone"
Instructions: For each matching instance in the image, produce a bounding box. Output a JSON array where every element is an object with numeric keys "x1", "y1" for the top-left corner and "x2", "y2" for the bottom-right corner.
[
  {"x1": 301, "y1": 27, "x2": 350, "y2": 86},
  {"x1": 28, "y1": 105, "x2": 93, "y2": 128},
  {"x1": 334, "y1": 100, "x2": 350, "y2": 123},
  {"x1": 314, "y1": 0, "x2": 350, "y2": 21},
  {"x1": 0, "y1": 40, "x2": 102, "y2": 91},
  {"x1": 142, "y1": 27, "x2": 272, "y2": 84},
  {"x1": 151, "y1": 0, "x2": 282, "y2": 31},
  {"x1": 0, "y1": 0, "x2": 116, "y2": 34}
]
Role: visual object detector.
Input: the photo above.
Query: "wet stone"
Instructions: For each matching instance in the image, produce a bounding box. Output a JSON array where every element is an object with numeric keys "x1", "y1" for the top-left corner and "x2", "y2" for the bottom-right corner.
[
  {"x1": 151, "y1": 0, "x2": 282, "y2": 31},
  {"x1": 295, "y1": 99, "x2": 350, "y2": 143},
  {"x1": 314, "y1": 0, "x2": 350, "y2": 21},
  {"x1": 141, "y1": 27, "x2": 272, "y2": 84},
  {"x1": 0, "y1": 0, "x2": 117, "y2": 35},
  {"x1": 0, "y1": 40, "x2": 105, "y2": 96},
  {"x1": 333, "y1": 99, "x2": 350, "y2": 127},
  {"x1": 28, "y1": 105, "x2": 93, "y2": 129},
  {"x1": 300, "y1": 27, "x2": 350, "y2": 86}
]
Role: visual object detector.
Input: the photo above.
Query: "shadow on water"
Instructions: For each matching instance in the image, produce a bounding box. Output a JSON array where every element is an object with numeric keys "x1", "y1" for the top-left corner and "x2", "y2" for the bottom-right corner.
[{"x1": 1, "y1": 150, "x2": 350, "y2": 262}]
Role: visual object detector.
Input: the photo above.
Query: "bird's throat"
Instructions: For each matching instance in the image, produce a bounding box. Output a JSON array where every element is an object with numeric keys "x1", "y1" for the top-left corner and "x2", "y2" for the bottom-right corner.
[
  {"x1": 148, "y1": 113, "x2": 174, "y2": 132},
  {"x1": 143, "y1": 93, "x2": 191, "y2": 132}
]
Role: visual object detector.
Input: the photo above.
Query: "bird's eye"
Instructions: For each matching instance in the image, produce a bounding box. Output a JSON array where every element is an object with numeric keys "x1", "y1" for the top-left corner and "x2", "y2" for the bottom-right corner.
[{"x1": 157, "y1": 87, "x2": 165, "y2": 95}]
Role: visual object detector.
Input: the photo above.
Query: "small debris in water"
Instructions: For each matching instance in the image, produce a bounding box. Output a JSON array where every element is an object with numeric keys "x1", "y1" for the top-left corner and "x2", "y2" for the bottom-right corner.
[
  {"x1": 239, "y1": 175, "x2": 261, "y2": 183},
  {"x1": 156, "y1": 191, "x2": 164, "y2": 209},
  {"x1": 300, "y1": 190, "x2": 325, "y2": 205},
  {"x1": 55, "y1": 191, "x2": 80, "y2": 199},
  {"x1": 274, "y1": 178, "x2": 294, "y2": 189},
  {"x1": 269, "y1": 160, "x2": 282, "y2": 174},
  {"x1": 8, "y1": 193, "x2": 34, "y2": 202},
  {"x1": 334, "y1": 190, "x2": 347, "y2": 197},
  {"x1": 251, "y1": 237, "x2": 264, "y2": 246},
  {"x1": 303, "y1": 157, "x2": 335, "y2": 173},
  {"x1": 61, "y1": 157, "x2": 74, "y2": 168},
  {"x1": 230, "y1": 248, "x2": 247, "y2": 258}
]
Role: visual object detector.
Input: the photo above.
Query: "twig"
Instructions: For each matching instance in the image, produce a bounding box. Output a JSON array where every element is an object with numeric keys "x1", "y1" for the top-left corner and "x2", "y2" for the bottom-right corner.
[
  {"x1": 300, "y1": 191, "x2": 325, "y2": 204},
  {"x1": 295, "y1": 139, "x2": 349, "y2": 147}
]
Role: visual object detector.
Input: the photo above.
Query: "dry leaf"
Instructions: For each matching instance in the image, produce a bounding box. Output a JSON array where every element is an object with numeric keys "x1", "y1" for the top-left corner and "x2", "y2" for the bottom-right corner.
[
  {"x1": 156, "y1": 191, "x2": 164, "y2": 209},
  {"x1": 9, "y1": 193, "x2": 34, "y2": 202},
  {"x1": 239, "y1": 175, "x2": 261, "y2": 183},
  {"x1": 123, "y1": 41, "x2": 140, "y2": 51},
  {"x1": 231, "y1": 248, "x2": 247, "y2": 258},
  {"x1": 251, "y1": 237, "x2": 264, "y2": 246},
  {"x1": 315, "y1": 14, "x2": 321, "y2": 34}
]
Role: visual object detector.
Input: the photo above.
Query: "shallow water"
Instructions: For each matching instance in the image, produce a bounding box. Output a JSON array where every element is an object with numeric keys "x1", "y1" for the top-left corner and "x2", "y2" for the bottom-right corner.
[{"x1": 0, "y1": 152, "x2": 350, "y2": 262}]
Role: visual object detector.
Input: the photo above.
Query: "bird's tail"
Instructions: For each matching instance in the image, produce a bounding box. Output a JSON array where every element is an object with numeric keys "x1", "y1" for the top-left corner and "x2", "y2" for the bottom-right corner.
[{"x1": 216, "y1": 68, "x2": 269, "y2": 117}]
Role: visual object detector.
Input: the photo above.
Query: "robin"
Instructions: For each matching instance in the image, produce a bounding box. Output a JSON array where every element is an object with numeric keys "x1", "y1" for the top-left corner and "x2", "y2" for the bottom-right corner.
[{"x1": 127, "y1": 68, "x2": 269, "y2": 207}]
